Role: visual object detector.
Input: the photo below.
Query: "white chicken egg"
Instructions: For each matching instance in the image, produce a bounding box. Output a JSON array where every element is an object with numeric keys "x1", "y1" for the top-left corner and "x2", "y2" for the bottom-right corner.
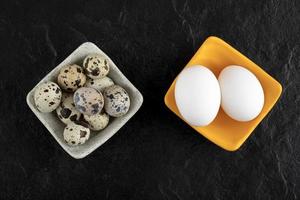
[
  {"x1": 175, "y1": 65, "x2": 221, "y2": 126},
  {"x1": 218, "y1": 65, "x2": 264, "y2": 122}
]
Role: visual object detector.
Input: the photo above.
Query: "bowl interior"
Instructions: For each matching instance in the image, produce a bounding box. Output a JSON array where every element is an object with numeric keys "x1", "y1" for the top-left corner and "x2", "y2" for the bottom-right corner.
[
  {"x1": 27, "y1": 42, "x2": 143, "y2": 158},
  {"x1": 164, "y1": 36, "x2": 282, "y2": 151}
]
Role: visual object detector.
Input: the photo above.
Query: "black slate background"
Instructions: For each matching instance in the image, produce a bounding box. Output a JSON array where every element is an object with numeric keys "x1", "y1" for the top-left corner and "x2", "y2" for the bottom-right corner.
[{"x1": 0, "y1": 0, "x2": 299, "y2": 199}]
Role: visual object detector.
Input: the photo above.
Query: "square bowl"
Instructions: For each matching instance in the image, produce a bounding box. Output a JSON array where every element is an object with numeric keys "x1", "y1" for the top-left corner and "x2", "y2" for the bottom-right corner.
[
  {"x1": 26, "y1": 42, "x2": 143, "y2": 159},
  {"x1": 164, "y1": 36, "x2": 282, "y2": 151}
]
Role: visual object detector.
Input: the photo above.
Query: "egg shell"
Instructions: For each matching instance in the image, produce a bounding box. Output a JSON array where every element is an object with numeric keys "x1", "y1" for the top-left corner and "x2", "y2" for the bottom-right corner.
[
  {"x1": 83, "y1": 112, "x2": 109, "y2": 131},
  {"x1": 85, "y1": 76, "x2": 114, "y2": 92},
  {"x1": 57, "y1": 64, "x2": 86, "y2": 92},
  {"x1": 218, "y1": 65, "x2": 264, "y2": 122},
  {"x1": 56, "y1": 96, "x2": 81, "y2": 125},
  {"x1": 83, "y1": 54, "x2": 109, "y2": 79},
  {"x1": 63, "y1": 123, "x2": 90, "y2": 146},
  {"x1": 174, "y1": 65, "x2": 221, "y2": 126},
  {"x1": 73, "y1": 87, "x2": 104, "y2": 116},
  {"x1": 103, "y1": 85, "x2": 130, "y2": 117},
  {"x1": 34, "y1": 81, "x2": 62, "y2": 113}
]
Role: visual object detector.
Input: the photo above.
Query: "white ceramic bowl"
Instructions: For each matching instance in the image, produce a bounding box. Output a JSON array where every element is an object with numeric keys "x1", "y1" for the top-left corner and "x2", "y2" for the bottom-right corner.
[{"x1": 26, "y1": 42, "x2": 143, "y2": 159}]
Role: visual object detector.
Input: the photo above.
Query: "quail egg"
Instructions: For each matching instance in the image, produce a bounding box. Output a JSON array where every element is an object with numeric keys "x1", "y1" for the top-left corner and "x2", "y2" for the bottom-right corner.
[
  {"x1": 103, "y1": 85, "x2": 130, "y2": 117},
  {"x1": 85, "y1": 76, "x2": 114, "y2": 92},
  {"x1": 63, "y1": 122, "x2": 90, "y2": 146},
  {"x1": 218, "y1": 65, "x2": 264, "y2": 121},
  {"x1": 83, "y1": 54, "x2": 109, "y2": 79},
  {"x1": 34, "y1": 81, "x2": 62, "y2": 113},
  {"x1": 57, "y1": 64, "x2": 86, "y2": 92},
  {"x1": 74, "y1": 87, "x2": 104, "y2": 116},
  {"x1": 83, "y1": 111, "x2": 109, "y2": 131},
  {"x1": 56, "y1": 96, "x2": 81, "y2": 124}
]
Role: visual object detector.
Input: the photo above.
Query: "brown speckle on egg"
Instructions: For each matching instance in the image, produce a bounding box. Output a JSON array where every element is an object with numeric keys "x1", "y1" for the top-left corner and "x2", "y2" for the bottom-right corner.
[
  {"x1": 80, "y1": 130, "x2": 87, "y2": 138},
  {"x1": 70, "y1": 114, "x2": 77, "y2": 122},
  {"x1": 55, "y1": 88, "x2": 61, "y2": 94},
  {"x1": 60, "y1": 108, "x2": 71, "y2": 118}
]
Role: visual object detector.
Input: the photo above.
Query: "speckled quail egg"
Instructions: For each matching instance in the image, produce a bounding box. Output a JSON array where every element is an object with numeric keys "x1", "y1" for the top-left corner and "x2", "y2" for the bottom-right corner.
[
  {"x1": 83, "y1": 54, "x2": 109, "y2": 79},
  {"x1": 34, "y1": 81, "x2": 62, "y2": 113},
  {"x1": 63, "y1": 122, "x2": 90, "y2": 146},
  {"x1": 85, "y1": 76, "x2": 114, "y2": 92},
  {"x1": 57, "y1": 64, "x2": 86, "y2": 92},
  {"x1": 73, "y1": 87, "x2": 104, "y2": 116},
  {"x1": 83, "y1": 111, "x2": 109, "y2": 131},
  {"x1": 56, "y1": 96, "x2": 81, "y2": 124},
  {"x1": 103, "y1": 85, "x2": 130, "y2": 117}
]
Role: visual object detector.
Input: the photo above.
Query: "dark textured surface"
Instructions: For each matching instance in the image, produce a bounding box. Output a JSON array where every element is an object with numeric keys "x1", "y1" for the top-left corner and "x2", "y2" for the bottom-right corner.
[{"x1": 0, "y1": 0, "x2": 299, "y2": 199}]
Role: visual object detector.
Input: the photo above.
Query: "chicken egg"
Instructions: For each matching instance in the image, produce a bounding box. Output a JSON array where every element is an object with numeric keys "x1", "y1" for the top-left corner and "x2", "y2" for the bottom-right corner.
[
  {"x1": 175, "y1": 65, "x2": 221, "y2": 126},
  {"x1": 218, "y1": 65, "x2": 264, "y2": 121}
]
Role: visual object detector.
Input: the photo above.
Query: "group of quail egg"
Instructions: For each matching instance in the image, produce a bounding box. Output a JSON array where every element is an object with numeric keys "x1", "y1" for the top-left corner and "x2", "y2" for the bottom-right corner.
[{"x1": 34, "y1": 54, "x2": 130, "y2": 146}]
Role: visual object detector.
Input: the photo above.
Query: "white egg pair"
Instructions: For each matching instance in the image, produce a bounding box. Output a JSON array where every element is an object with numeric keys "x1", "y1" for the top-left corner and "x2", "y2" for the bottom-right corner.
[{"x1": 175, "y1": 65, "x2": 264, "y2": 127}]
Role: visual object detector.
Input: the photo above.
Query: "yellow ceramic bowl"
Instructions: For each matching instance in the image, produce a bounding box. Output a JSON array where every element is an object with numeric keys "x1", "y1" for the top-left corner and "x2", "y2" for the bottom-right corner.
[{"x1": 164, "y1": 36, "x2": 282, "y2": 151}]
